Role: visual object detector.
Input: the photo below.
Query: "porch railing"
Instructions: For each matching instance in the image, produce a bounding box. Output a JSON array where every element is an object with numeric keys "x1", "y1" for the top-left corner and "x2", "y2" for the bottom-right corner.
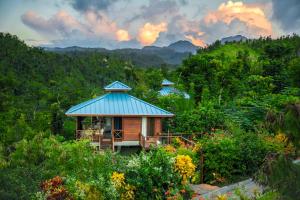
[
  {"x1": 76, "y1": 129, "x2": 100, "y2": 142},
  {"x1": 113, "y1": 129, "x2": 123, "y2": 140},
  {"x1": 140, "y1": 133, "x2": 196, "y2": 149},
  {"x1": 76, "y1": 130, "x2": 114, "y2": 150}
]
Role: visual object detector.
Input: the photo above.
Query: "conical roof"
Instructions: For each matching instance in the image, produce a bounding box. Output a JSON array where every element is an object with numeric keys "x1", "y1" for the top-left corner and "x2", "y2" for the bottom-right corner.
[
  {"x1": 104, "y1": 81, "x2": 132, "y2": 91},
  {"x1": 162, "y1": 79, "x2": 174, "y2": 86}
]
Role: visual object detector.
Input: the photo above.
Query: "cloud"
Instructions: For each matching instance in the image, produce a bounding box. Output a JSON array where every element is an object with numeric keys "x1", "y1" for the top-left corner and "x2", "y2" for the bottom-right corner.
[
  {"x1": 69, "y1": 0, "x2": 119, "y2": 12},
  {"x1": 116, "y1": 29, "x2": 130, "y2": 41},
  {"x1": 272, "y1": 0, "x2": 300, "y2": 31},
  {"x1": 21, "y1": 10, "x2": 87, "y2": 37},
  {"x1": 203, "y1": 1, "x2": 272, "y2": 37},
  {"x1": 127, "y1": 0, "x2": 204, "y2": 46},
  {"x1": 200, "y1": 19, "x2": 254, "y2": 44},
  {"x1": 137, "y1": 22, "x2": 167, "y2": 46},
  {"x1": 184, "y1": 34, "x2": 205, "y2": 47},
  {"x1": 25, "y1": 38, "x2": 53, "y2": 46},
  {"x1": 20, "y1": 0, "x2": 278, "y2": 48},
  {"x1": 21, "y1": 9, "x2": 132, "y2": 46},
  {"x1": 83, "y1": 10, "x2": 118, "y2": 39}
]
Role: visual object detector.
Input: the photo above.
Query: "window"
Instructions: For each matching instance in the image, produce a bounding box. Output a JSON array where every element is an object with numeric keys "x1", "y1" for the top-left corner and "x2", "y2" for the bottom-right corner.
[{"x1": 114, "y1": 117, "x2": 122, "y2": 130}]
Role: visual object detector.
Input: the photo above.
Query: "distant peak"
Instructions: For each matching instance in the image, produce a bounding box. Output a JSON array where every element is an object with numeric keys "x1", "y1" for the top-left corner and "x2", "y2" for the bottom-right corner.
[
  {"x1": 168, "y1": 40, "x2": 195, "y2": 47},
  {"x1": 167, "y1": 40, "x2": 199, "y2": 53},
  {"x1": 221, "y1": 35, "x2": 247, "y2": 44},
  {"x1": 142, "y1": 45, "x2": 161, "y2": 50}
]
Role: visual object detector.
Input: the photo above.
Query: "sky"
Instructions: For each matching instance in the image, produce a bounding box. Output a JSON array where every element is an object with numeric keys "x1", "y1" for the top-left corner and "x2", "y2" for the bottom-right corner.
[{"x1": 0, "y1": 0, "x2": 299, "y2": 49}]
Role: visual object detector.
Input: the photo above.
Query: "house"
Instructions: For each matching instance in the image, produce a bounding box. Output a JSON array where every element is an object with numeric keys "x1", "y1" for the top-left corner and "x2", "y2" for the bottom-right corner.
[
  {"x1": 65, "y1": 81, "x2": 174, "y2": 150},
  {"x1": 158, "y1": 79, "x2": 190, "y2": 99}
]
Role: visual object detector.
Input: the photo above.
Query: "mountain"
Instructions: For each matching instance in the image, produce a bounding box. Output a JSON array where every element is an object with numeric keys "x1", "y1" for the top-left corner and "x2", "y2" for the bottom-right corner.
[
  {"x1": 167, "y1": 40, "x2": 199, "y2": 53},
  {"x1": 43, "y1": 46, "x2": 107, "y2": 52},
  {"x1": 43, "y1": 41, "x2": 198, "y2": 67},
  {"x1": 221, "y1": 35, "x2": 247, "y2": 44}
]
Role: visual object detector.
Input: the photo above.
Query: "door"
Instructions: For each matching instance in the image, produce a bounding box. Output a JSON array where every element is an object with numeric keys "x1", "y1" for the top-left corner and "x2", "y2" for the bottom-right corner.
[
  {"x1": 103, "y1": 117, "x2": 112, "y2": 138},
  {"x1": 147, "y1": 117, "x2": 155, "y2": 137}
]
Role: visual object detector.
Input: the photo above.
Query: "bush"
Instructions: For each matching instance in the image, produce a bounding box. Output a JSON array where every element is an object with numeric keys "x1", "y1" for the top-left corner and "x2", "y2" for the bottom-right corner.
[
  {"x1": 123, "y1": 149, "x2": 189, "y2": 199},
  {"x1": 1, "y1": 134, "x2": 195, "y2": 199},
  {"x1": 198, "y1": 132, "x2": 287, "y2": 184},
  {"x1": 1, "y1": 134, "x2": 119, "y2": 199},
  {"x1": 174, "y1": 102, "x2": 225, "y2": 133}
]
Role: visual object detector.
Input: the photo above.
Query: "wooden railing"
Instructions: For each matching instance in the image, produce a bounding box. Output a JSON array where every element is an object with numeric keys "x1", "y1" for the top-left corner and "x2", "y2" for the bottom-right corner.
[
  {"x1": 140, "y1": 134, "x2": 145, "y2": 148},
  {"x1": 76, "y1": 129, "x2": 100, "y2": 142},
  {"x1": 113, "y1": 129, "x2": 123, "y2": 140},
  {"x1": 140, "y1": 134, "x2": 196, "y2": 149},
  {"x1": 76, "y1": 130, "x2": 114, "y2": 150}
]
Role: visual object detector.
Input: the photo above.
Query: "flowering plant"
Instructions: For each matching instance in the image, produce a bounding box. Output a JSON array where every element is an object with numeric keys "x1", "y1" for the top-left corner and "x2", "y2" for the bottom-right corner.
[
  {"x1": 164, "y1": 145, "x2": 177, "y2": 153},
  {"x1": 40, "y1": 176, "x2": 72, "y2": 200},
  {"x1": 111, "y1": 172, "x2": 125, "y2": 188},
  {"x1": 174, "y1": 155, "x2": 196, "y2": 184},
  {"x1": 111, "y1": 172, "x2": 135, "y2": 200}
]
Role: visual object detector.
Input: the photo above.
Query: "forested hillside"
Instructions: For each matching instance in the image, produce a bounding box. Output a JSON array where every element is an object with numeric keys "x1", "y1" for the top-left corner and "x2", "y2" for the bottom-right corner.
[
  {"x1": 0, "y1": 33, "x2": 178, "y2": 144},
  {"x1": 1, "y1": 33, "x2": 300, "y2": 199}
]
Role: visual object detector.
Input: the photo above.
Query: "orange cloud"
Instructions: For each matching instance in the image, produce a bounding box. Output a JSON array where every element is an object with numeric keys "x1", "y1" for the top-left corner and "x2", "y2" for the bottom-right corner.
[
  {"x1": 185, "y1": 35, "x2": 206, "y2": 47},
  {"x1": 137, "y1": 22, "x2": 167, "y2": 46},
  {"x1": 116, "y1": 29, "x2": 130, "y2": 41},
  {"x1": 204, "y1": 1, "x2": 272, "y2": 36}
]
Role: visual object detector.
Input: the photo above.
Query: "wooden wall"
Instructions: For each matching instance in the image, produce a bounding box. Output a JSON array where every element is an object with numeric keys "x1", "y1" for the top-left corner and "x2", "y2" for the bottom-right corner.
[
  {"x1": 123, "y1": 117, "x2": 141, "y2": 141},
  {"x1": 122, "y1": 117, "x2": 162, "y2": 141}
]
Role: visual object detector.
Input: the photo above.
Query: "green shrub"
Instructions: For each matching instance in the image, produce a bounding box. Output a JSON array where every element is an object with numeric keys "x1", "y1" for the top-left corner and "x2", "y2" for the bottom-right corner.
[
  {"x1": 174, "y1": 102, "x2": 225, "y2": 133},
  {"x1": 124, "y1": 149, "x2": 186, "y2": 199},
  {"x1": 198, "y1": 132, "x2": 283, "y2": 184}
]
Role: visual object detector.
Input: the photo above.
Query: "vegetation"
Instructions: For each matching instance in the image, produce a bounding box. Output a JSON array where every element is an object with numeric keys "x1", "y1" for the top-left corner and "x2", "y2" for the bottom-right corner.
[{"x1": 0, "y1": 32, "x2": 300, "y2": 199}]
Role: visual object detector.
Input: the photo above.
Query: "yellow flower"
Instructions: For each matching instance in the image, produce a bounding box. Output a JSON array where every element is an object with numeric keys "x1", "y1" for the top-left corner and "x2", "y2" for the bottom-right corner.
[
  {"x1": 164, "y1": 145, "x2": 176, "y2": 153},
  {"x1": 111, "y1": 172, "x2": 135, "y2": 199},
  {"x1": 111, "y1": 172, "x2": 125, "y2": 188},
  {"x1": 174, "y1": 155, "x2": 196, "y2": 184},
  {"x1": 275, "y1": 133, "x2": 288, "y2": 143},
  {"x1": 192, "y1": 143, "x2": 202, "y2": 153},
  {"x1": 216, "y1": 194, "x2": 227, "y2": 200},
  {"x1": 121, "y1": 184, "x2": 135, "y2": 200}
]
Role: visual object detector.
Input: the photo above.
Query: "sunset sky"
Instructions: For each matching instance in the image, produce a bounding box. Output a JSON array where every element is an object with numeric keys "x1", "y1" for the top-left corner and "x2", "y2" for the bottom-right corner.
[{"x1": 0, "y1": 0, "x2": 299, "y2": 49}]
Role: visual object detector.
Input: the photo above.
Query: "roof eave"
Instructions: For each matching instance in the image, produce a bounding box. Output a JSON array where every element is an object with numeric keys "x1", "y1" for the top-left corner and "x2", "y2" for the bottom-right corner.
[{"x1": 65, "y1": 113, "x2": 174, "y2": 117}]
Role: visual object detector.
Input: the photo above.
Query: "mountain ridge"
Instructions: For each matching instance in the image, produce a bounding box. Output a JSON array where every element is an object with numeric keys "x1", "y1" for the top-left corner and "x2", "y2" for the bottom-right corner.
[{"x1": 43, "y1": 40, "x2": 199, "y2": 66}]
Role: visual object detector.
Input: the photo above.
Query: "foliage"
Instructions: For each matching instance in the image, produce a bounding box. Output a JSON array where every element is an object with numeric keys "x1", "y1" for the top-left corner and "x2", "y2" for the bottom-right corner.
[
  {"x1": 256, "y1": 103, "x2": 300, "y2": 200},
  {"x1": 173, "y1": 102, "x2": 226, "y2": 133},
  {"x1": 263, "y1": 156, "x2": 300, "y2": 200},
  {"x1": 1, "y1": 33, "x2": 300, "y2": 199},
  {"x1": 198, "y1": 131, "x2": 289, "y2": 184},
  {"x1": 0, "y1": 134, "x2": 118, "y2": 199},
  {"x1": 123, "y1": 149, "x2": 192, "y2": 199},
  {"x1": 40, "y1": 176, "x2": 72, "y2": 200},
  {"x1": 257, "y1": 191, "x2": 280, "y2": 200}
]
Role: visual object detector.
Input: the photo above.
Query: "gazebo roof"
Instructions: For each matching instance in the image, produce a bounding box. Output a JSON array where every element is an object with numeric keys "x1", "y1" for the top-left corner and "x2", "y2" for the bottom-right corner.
[
  {"x1": 162, "y1": 79, "x2": 174, "y2": 86},
  {"x1": 159, "y1": 79, "x2": 190, "y2": 99},
  {"x1": 104, "y1": 81, "x2": 132, "y2": 91},
  {"x1": 66, "y1": 81, "x2": 174, "y2": 117}
]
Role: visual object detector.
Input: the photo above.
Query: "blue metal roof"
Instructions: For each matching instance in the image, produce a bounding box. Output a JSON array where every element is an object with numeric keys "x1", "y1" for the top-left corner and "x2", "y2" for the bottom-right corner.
[
  {"x1": 66, "y1": 92, "x2": 174, "y2": 117},
  {"x1": 162, "y1": 79, "x2": 174, "y2": 86},
  {"x1": 159, "y1": 86, "x2": 190, "y2": 99},
  {"x1": 104, "y1": 81, "x2": 132, "y2": 91}
]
